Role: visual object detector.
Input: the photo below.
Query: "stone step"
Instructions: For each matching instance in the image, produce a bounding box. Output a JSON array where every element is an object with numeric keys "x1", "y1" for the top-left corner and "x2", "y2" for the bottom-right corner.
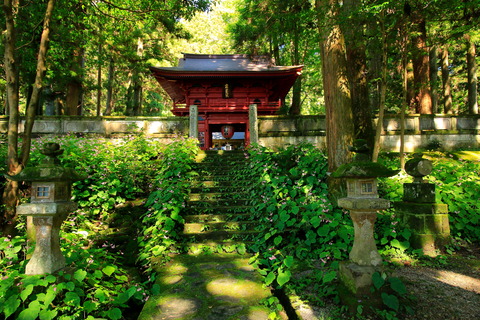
[
  {"x1": 181, "y1": 229, "x2": 260, "y2": 241},
  {"x1": 187, "y1": 198, "x2": 253, "y2": 207},
  {"x1": 181, "y1": 241, "x2": 253, "y2": 254},
  {"x1": 189, "y1": 186, "x2": 251, "y2": 194},
  {"x1": 191, "y1": 175, "x2": 252, "y2": 183},
  {"x1": 188, "y1": 192, "x2": 249, "y2": 201},
  {"x1": 185, "y1": 205, "x2": 253, "y2": 215},
  {"x1": 184, "y1": 213, "x2": 250, "y2": 223},
  {"x1": 183, "y1": 221, "x2": 258, "y2": 233},
  {"x1": 189, "y1": 180, "x2": 249, "y2": 188}
]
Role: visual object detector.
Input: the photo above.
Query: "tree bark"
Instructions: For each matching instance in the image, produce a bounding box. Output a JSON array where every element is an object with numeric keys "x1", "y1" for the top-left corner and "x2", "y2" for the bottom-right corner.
[
  {"x1": 429, "y1": 46, "x2": 439, "y2": 114},
  {"x1": 2, "y1": 0, "x2": 56, "y2": 235},
  {"x1": 372, "y1": 11, "x2": 387, "y2": 162},
  {"x1": 105, "y1": 58, "x2": 115, "y2": 116},
  {"x1": 411, "y1": 16, "x2": 432, "y2": 114},
  {"x1": 65, "y1": 48, "x2": 84, "y2": 116},
  {"x1": 342, "y1": 0, "x2": 373, "y2": 149},
  {"x1": 441, "y1": 46, "x2": 453, "y2": 114},
  {"x1": 96, "y1": 43, "x2": 102, "y2": 117},
  {"x1": 317, "y1": 0, "x2": 354, "y2": 173},
  {"x1": 21, "y1": 0, "x2": 56, "y2": 166},
  {"x1": 406, "y1": 61, "x2": 416, "y2": 113},
  {"x1": 466, "y1": 34, "x2": 478, "y2": 114},
  {"x1": 2, "y1": 0, "x2": 22, "y2": 235},
  {"x1": 289, "y1": 77, "x2": 302, "y2": 115}
]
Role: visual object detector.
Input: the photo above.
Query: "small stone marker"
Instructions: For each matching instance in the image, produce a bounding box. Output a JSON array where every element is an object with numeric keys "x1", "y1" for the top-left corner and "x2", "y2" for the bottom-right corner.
[
  {"x1": 332, "y1": 140, "x2": 398, "y2": 295},
  {"x1": 6, "y1": 143, "x2": 84, "y2": 275}
]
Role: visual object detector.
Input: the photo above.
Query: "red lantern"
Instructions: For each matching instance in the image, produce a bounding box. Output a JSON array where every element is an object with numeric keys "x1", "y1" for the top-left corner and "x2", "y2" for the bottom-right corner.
[{"x1": 221, "y1": 125, "x2": 235, "y2": 139}]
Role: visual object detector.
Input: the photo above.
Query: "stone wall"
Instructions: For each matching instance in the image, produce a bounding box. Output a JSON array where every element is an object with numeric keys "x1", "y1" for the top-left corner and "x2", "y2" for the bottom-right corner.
[{"x1": 1, "y1": 114, "x2": 479, "y2": 151}]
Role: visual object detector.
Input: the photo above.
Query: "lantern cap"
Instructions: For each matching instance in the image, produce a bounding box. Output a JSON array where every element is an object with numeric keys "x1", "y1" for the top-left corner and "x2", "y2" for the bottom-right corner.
[
  {"x1": 332, "y1": 139, "x2": 399, "y2": 178},
  {"x1": 5, "y1": 143, "x2": 86, "y2": 182}
]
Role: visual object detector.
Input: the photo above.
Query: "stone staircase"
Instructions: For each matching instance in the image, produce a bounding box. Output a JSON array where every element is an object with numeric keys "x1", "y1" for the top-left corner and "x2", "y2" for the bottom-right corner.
[{"x1": 181, "y1": 150, "x2": 259, "y2": 252}]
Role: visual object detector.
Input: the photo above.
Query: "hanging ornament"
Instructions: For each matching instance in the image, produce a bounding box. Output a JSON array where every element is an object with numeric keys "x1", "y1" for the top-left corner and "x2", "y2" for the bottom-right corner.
[{"x1": 221, "y1": 125, "x2": 235, "y2": 139}]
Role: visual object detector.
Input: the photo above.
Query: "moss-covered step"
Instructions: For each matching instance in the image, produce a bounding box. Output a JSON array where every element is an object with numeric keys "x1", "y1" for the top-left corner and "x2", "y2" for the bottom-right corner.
[{"x1": 138, "y1": 253, "x2": 284, "y2": 320}]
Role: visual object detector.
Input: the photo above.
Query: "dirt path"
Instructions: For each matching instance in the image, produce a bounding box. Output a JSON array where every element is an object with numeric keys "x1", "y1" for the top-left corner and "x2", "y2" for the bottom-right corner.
[{"x1": 394, "y1": 253, "x2": 480, "y2": 320}]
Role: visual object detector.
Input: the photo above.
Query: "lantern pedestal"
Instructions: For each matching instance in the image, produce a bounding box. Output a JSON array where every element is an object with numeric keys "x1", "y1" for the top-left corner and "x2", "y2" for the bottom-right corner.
[
  {"x1": 17, "y1": 202, "x2": 77, "y2": 275},
  {"x1": 337, "y1": 199, "x2": 389, "y2": 294}
]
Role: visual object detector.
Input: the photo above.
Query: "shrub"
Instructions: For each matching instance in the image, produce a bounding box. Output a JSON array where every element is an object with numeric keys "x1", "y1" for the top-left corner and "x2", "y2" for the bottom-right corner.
[{"x1": 137, "y1": 137, "x2": 199, "y2": 274}]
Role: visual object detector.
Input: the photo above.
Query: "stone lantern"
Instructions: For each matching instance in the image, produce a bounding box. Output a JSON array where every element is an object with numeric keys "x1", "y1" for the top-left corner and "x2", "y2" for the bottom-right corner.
[
  {"x1": 6, "y1": 143, "x2": 84, "y2": 275},
  {"x1": 332, "y1": 140, "x2": 398, "y2": 295},
  {"x1": 395, "y1": 153, "x2": 450, "y2": 256}
]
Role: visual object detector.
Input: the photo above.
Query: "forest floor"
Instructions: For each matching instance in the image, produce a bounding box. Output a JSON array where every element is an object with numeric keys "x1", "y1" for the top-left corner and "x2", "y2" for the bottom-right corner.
[
  {"x1": 289, "y1": 242, "x2": 480, "y2": 320},
  {"x1": 394, "y1": 243, "x2": 480, "y2": 320}
]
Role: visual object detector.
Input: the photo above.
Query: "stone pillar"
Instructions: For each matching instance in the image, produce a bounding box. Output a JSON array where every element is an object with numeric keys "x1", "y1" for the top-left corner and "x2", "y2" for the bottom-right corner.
[
  {"x1": 249, "y1": 104, "x2": 258, "y2": 145},
  {"x1": 395, "y1": 154, "x2": 450, "y2": 256},
  {"x1": 189, "y1": 105, "x2": 198, "y2": 139}
]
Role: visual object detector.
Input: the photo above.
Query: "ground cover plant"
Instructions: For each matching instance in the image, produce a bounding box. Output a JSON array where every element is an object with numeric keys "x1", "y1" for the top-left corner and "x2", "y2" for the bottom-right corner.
[
  {"x1": 0, "y1": 134, "x2": 163, "y2": 319},
  {"x1": 2, "y1": 137, "x2": 480, "y2": 319},
  {"x1": 136, "y1": 137, "x2": 200, "y2": 274}
]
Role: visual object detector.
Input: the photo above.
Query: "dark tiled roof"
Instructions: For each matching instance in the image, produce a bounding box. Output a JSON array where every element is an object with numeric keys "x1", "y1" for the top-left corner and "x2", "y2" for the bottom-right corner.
[{"x1": 153, "y1": 54, "x2": 302, "y2": 72}]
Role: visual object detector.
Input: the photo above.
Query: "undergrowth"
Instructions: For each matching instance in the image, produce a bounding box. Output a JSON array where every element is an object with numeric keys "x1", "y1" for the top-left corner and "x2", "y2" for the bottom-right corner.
[{"x1": 1, "y1": 134, "x2": 162, "y2": 319}]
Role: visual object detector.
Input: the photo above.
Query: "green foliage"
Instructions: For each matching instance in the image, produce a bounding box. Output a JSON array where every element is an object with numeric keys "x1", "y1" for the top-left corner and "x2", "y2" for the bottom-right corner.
[
  {"x1": 1, "y1": 135, "x2": 160, "y2": 318},
  {"x1": 380, "y1": 152, "x2": 480, "y2": 244},
  {"x1": 29, "y1": 134, "x2": 160, "y2": 220},
  {"x1": 137, "y1": 137, "x2": 200, "y2": 273},
  {"x1": 0, "y1": 232, "x2": 148, "y2": 319},
  {"x1": 427, "y1": 155, "x2": 480, "y2": 242},
  {"x1": 369, "y1": 271, "x2": 414, "y2": 319},
  {"x1": 245, "y1": 143, "x2": 353, "y2": 290}
]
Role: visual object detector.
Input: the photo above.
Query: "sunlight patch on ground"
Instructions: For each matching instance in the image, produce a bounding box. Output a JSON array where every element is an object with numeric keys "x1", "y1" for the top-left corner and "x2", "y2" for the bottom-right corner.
[
  {"x1": 432, "y1": 270, "x2": 480, "y2": 294},
  {"x1": 206, "y1": 278, "x2": 270, "y2": 300},
  {"x1": 453, "y1": 151, "x2": 480, "y2": 161}
]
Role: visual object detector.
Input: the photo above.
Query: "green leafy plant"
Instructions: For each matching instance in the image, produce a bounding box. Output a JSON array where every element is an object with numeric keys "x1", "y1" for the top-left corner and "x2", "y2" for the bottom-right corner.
[
  {"x1": 137, "y1": 137, "x2": 200, "y2": 274},
  {"x1": 245, "y1": 143, "x2": 352, "y2": 291},
  {"x1": 0, "y1": 232, "x2": 148, "y2": 320},
  {"x1": 369, "y1": 271, "x2": 414, "y2": 319}
]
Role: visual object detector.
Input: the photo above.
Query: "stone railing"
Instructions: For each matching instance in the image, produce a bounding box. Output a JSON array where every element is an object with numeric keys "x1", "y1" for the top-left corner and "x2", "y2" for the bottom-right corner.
[{"x1": 1, "y1": 114, "x2": 479, "y2": 151}]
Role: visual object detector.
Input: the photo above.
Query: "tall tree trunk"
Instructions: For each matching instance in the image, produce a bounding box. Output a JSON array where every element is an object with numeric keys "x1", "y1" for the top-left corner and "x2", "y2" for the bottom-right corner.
[
  {"x1": 429, "y1": 46, "x2": 439, "y2": 114},
  {"x1": 96, "y1": 43, "x2": 102, "y2": 117},
  {"x1": 65, "y1": 48, "x2": 84, "y2": 116},
  {"x1": 132, "y1": 74, "x2": 143, "y2": 116},
  {"x1": 441, "y1": 46, "x2": 453, "y2": 114},
  {"x1": 342, "y1": 0, "x2": 373, "y2": 149},
  {"x1": 400, "y1": 22, "x2": 409, "y2": 170},
  {"x1": 21, "y1": 0, "x2": 56, "y2": 165},
  {"x1": 317, "y1": 0, "x2": 354, "y2": 173},
  {"x1": 132, "y1": 38, "x2": 144, "y2": 116},
  {"x1": 289, "y1": 21, "x2": 302, "y2": 115},
  {"x1": 411, "y1": 16, "x2": 432, "y2": 114},
  {"x1": 2, "y1": 0, "x2": 21, "y2": 235},
  {"x1": 289, "y1": 77, "x2": 302, "y2": 115},
  {"x1": 372, "y1": 11, "x2": 387, "y2": 162},
  {"x1": 2, "y1": 0, "x2": 56, "y2": 235},
  {"x1": 105, "y1": 58, "x2": 115, "y2": 116},
  {"x1": 466, "y1": 34, "x2": 478, "y2": 114},
  {"x1": 406, "y1": 61, "x2": 416, "y2": 113}
]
